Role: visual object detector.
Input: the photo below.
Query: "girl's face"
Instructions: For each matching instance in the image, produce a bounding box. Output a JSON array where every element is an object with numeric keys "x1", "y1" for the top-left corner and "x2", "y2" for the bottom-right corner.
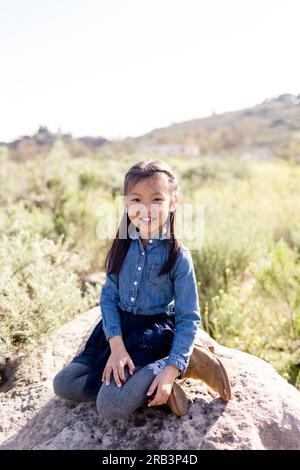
[{"x1": 126, "y1": 174, "x2": 178, "y2": 239}]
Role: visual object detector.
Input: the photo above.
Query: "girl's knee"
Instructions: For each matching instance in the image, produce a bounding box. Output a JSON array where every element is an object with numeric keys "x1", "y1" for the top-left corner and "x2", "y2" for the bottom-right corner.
[
  {"x1": 53, "y1": 370, "x2": 68, "y2": 399},
  {"x1": 52, "y1": 362, "x2": 89, "y2": 400}
]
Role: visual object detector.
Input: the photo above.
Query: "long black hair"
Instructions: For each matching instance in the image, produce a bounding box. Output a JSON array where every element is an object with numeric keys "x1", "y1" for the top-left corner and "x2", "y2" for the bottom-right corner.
[{"x1": 104, "y1": 159, "x2": 182, "y2": 277}]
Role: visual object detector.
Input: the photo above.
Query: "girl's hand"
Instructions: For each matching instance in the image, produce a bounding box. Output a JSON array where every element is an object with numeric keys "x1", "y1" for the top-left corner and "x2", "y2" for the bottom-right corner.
[
  {"x1": 146, "y1": 369, "x2": 176, "y2": 407},
  {"x1": 102, "y1": 347, "x2": 135, "y2": 388}
]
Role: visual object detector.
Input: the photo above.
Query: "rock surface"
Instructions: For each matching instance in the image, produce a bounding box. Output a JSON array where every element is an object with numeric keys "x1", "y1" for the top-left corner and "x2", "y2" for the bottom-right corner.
[{"x1": 1, "y1": 306, "x2": 300, "y2": 450}]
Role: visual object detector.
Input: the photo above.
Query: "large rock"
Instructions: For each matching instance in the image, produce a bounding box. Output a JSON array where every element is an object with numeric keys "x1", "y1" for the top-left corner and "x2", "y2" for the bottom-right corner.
[{"x1": 1, "y1": 306, "x2": 300, "y2": 450}]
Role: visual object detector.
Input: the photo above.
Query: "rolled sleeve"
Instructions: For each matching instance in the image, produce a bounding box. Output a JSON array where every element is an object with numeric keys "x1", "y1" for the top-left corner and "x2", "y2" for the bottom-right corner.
[
  {"x1": 165, "y1": 247, "x2": 201, "y2": 373},
  {"x1": 99, "y1": 272, "x2": 122, "y2": 341}
]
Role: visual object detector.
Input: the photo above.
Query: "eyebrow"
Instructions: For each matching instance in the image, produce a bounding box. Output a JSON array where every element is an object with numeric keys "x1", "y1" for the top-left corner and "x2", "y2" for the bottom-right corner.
[{"x1": 130, "y1": 192, "x2": 165, "y2": 196}]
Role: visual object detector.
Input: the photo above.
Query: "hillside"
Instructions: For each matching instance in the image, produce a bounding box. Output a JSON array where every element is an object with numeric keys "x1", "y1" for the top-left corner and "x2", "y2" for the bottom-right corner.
[
  {"x1": 1, "y1": 93, "x2": 300, "y2": 161},
  {"x1": 0, "y1": 126, "x2": 109, "y2": 162},
  {"x1": 132, "y1": 93, "x2": 300, "y2": 158}
]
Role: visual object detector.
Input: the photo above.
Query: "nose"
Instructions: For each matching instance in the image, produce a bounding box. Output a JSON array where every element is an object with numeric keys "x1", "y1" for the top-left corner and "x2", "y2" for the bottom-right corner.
[{"x1": 140, "y1": 204, "x2": 156, "y2": 216}]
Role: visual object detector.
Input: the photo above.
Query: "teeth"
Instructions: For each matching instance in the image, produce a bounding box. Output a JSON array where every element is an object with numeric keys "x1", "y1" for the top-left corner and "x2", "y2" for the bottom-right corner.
[{"x1": 140, "y1": 217, "x2": 155, "y2": 221}]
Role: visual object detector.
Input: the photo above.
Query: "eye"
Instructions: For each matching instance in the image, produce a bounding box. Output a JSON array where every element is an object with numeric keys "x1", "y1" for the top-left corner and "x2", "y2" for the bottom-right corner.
[{"x1": 131, "y1": 198, "x2": 164, "y2": 202}]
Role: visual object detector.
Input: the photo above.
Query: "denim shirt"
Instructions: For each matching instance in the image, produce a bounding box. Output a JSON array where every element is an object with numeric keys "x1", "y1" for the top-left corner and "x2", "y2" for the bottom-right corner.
[{"x1": 99, "y1": 227, "x2": 202, "y2": 373}]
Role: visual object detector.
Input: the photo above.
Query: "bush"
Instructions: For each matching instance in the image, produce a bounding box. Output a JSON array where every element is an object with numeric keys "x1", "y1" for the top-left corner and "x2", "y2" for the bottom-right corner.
[{"x1": 0, "y1": 230, "x2": 98, "y2": 358}]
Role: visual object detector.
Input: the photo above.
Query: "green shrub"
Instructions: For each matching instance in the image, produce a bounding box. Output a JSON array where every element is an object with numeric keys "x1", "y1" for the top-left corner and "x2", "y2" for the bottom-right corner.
[{"x1": 0, "y1": 231, "x2": 98, "y2": 358}]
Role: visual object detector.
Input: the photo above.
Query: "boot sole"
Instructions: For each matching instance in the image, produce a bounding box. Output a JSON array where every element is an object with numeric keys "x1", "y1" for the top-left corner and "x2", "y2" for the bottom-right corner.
[
  {"x1": 167, "y1": 381, "x2": 188, "y2": 416},
  {"x1": 212, "y1": 354, "x2": 232, "y2": 400}
]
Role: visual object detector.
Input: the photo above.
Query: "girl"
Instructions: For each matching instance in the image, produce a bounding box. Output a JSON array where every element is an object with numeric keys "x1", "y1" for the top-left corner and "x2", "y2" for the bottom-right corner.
[{"x1": 53, "y1": 159, "x2": 232, "y2": 419}]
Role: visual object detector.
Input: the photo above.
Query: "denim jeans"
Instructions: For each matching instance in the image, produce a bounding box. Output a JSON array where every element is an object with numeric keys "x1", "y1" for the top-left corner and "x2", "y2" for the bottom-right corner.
[
  {"x1": 70, "y1": 309, "x2": 177, "y2": 400},
  {"x1": 53, "y1": 356, "x2": 170, "y2": 420}
]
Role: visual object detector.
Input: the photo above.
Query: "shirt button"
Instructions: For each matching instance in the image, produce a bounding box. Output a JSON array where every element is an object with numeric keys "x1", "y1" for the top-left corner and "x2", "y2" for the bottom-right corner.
[
  {"x1": 138, "y1": 267, "x2": 141, "y2": 270},
  {"x1": 131, "y1": 297, "x2": 135, "y2": 301},
  {"x1": 149, "y1": 239, "x2": 153, "y2": 243},
  {"x1": 134, "y1": 281, "x2": 137, "y2": 285},
  {"x1": 142, "y1": 252, "x2": 145, "y2": 255}
]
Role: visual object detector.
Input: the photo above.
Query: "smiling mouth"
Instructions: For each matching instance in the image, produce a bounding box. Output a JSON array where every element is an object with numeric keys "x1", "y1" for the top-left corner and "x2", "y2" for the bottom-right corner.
[{"x1": 139, "y1": 217, "x2": 157, "y2": 223}]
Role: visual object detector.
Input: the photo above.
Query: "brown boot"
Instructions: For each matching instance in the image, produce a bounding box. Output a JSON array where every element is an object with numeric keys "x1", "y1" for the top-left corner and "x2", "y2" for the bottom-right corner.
[
  {"x1": 181, "y1": 341, "x2": 232, "y2": 401},
  {"x1": 195, "y1": 328, "x2": 216, "y2": 354},
  {"x1": 166, "y1": 380, "x2": 189, "y2": 416}
]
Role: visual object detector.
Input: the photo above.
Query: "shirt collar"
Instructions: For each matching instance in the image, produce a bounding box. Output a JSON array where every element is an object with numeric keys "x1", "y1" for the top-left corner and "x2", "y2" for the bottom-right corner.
[{"x1": 128, "y1": 225, "x2": 169, "y2": 243}]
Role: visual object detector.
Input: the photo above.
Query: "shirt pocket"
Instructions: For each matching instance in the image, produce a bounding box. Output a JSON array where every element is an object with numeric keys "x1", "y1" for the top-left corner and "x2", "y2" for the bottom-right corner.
[{"x1": 148, "y1": 263, "x2": 170, "y2": 287}]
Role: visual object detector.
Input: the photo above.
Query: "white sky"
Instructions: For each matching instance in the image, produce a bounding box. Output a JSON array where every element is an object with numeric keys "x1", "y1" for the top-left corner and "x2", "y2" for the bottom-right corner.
[{"x1": 0, "y1": 0, "x2": 299, "y2": 142}]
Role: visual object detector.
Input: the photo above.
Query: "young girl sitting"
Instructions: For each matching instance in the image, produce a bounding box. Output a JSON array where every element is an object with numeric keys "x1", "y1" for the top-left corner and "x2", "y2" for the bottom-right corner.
[{"x1": 53, "y1": 159, "x2": 232, "y2": 419}]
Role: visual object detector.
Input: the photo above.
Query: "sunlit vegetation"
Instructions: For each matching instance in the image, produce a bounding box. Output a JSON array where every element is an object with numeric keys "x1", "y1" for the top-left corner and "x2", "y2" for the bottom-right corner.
[{"x1": 1, "y1": 127, "x2": 299, "y2": 389}]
